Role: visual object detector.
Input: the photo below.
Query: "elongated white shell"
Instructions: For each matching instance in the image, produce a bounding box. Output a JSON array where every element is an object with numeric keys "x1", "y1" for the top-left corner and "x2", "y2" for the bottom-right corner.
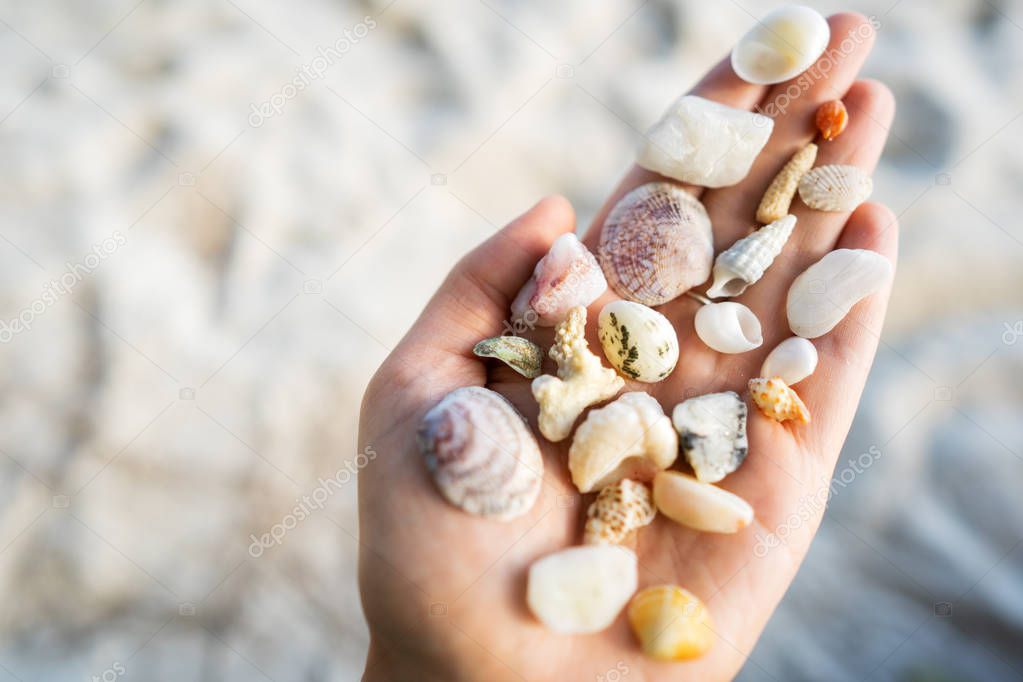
[
  {"x1": 731, "y1": 6, "x2": 830, "y2": 85},
  {"x1": 798, "y1": 164, "x2": 873, "y2": 212},
  {"x1": 653, "y1": 471, "x2": 754, "y2": 534},
  {"x1": 760, "y1": 337, "x2": 818, "y2": 385},
  {"x1": 638, "y1": 96, "x2": 774, "y2": 187},
  {"x1": 598, "y1": 183, "x2": 713, "y2": 306},
  {"x1": 510, "y1": 233, "x2": 607, "y2": 326},
  {"x1": 672, "y1": 391, "x2": 748, "y2": 483},
  {"x1": 787, "y1": 249, "x2": 893, "y2": 338},
  {"x1": 417, "y1": 387, "x2": 542, "y2": 520},
  {"x1": 694, "y1": 302, "x2": 763, "y2": 354},
  {"x1": 598, "y1": 300, "x2": 679, "y2": 383},
  {"x1": 707, "y1": 215, "x2": 797, "y2": 298},
  {"x1": 568, "y1": 392, "x2": 677, "y2": 493},
  {"x1": 527, "y1": 545, "x2": 638, "y2": 634}
]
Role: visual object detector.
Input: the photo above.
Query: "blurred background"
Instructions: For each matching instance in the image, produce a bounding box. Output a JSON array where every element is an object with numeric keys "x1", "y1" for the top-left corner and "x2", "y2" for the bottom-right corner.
[{"x1": 1, "y1": 0, "x2": 1020, "y2": 679}]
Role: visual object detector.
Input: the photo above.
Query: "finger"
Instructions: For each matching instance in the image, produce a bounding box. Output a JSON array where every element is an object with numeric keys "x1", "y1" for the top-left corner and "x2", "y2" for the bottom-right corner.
[
  {"x1": 581, "y1": 54, "x2": 768, "y2": 251},
  {"x1": 702, "y1": 12, "x2": 878, "y2": 252}
]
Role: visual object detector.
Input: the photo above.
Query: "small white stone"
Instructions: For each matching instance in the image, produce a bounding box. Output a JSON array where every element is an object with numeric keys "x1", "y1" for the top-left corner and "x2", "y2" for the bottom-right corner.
[
  {"x1": 760, "y1": 337, "x2": 818, "y2": 385},
  {"x1": 787, "y1": 249, "x2": 892, "y2": 338}
]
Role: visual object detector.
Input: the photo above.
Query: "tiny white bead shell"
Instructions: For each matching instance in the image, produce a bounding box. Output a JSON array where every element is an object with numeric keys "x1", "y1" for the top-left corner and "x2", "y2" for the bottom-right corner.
[
  {"x1": 760, "y1": 337, "x2": 818, "y2": 385},
  {"x1": 598, "y1": 300, "x2": 679, "y2": 383},
  {"x1": 694, "y1": 302, "x2": 763, "y2": 354}
]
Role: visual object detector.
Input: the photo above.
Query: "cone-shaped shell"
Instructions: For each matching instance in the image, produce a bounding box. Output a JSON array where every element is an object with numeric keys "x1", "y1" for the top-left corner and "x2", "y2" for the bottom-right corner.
[
  {"x1": 598, "y1": 183, "x2": 713, "y2": 306},
  {"x1": 748, "y1": 377, "x2": 810, "y2": 424},
  {"x1": 628, "y1": 585, "x2": 715, "y2": 661},
  {"x1": 418, "y1": 387, "x2": 543, "y2": 520},
  {"x1": 798, "y1": 164, "x2": 873, "y2": 212},
  {"x1": 706, "y1": 215, "x2": 796, "y2": 298},
  {"x1": 584, "y1": 479, "x2": 656, "y2": 546}
]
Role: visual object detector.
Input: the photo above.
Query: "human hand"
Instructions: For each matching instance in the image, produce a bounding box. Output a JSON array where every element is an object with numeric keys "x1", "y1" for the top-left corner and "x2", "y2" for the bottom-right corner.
[{"x1": 359, "y1": 12, "x2": 896, "y2": 681}]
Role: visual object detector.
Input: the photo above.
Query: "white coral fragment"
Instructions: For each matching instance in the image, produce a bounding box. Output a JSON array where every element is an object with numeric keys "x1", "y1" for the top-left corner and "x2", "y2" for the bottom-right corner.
[{"x1": 532, "y1": 306, "x2": 624, "y2": 442}]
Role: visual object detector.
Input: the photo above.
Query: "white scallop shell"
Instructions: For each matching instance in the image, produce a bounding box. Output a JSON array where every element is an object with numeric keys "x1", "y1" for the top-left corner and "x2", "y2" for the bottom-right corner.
[
  {"x1": 694, "y1": 302, "x2": 763, "y2": 354},
  {"x1": 798, "y1": 165, "x2": 873, "y2": 212},
  {"x1": 731, "y1": 5, "x2": 831, "y2": 85},
  {"x1": 527, "y1": 545, "x2": 638, "y2": 634},
  {"x1": 417, "y1": 387, "x2": 542, "y2": 520},
  {"x1": 707, "y1": 215, "x2": 796, "y2": 298},
  {"x1": 760, "y1": 337, "x2": 818, "y2": 385},
  {"x1": 786, "y1": 248, "x2": 892, "y2": 338},
  {"x1": 598, "y1": 300, "x2": 679, "y2": 383},
  {"x1": 598, "y1": 183, "x2": 713, "y2": 306}
]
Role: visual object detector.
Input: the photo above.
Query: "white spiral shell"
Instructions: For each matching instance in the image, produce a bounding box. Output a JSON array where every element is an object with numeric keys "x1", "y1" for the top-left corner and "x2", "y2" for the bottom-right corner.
[
  {"x1": 694, "y1": 302, "x2": 763, "y2": 354},
  {"x1": 417, "y1": 387, "x2": 543, "y2": 520},
  {"x1": 707, "y1": 215, "x2": 796, "y2": 298},
  {"x1": 598, "y1": 183, "x2": 713, "y2": 306},
  {"x1": 798, "y1": 164, "x2": 873, "y2": 212}
]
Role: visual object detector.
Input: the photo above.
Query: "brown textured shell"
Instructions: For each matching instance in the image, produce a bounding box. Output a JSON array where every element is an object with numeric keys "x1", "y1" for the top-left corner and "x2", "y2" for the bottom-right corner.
[
  {"x1": 583, "y1": 479, "x2": 656, "y2": 545},
  {"x1": 598, "y1": 183, "x2": 713, "y2": 306},
  {"x1": 755, "y1": 143, "x2": 817, "y2": 224}
]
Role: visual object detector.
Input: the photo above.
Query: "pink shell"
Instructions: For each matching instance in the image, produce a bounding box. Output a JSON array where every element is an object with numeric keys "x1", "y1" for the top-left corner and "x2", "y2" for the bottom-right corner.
[
  {"x1": 511, "y1": 233, "x2": 607, "y2": 326},
  {"x1": 598, "y1": 183, "x2": 713, "y2": 306}
]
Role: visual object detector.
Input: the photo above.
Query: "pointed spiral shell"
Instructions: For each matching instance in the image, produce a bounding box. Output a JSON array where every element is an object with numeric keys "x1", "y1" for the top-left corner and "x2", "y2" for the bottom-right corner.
[
  {"x1": 706, "y1": 215, "x2": 796, "y2": 298},
  {"x1": 598, "y1": 182, "x2": 713, "y2": 306}
]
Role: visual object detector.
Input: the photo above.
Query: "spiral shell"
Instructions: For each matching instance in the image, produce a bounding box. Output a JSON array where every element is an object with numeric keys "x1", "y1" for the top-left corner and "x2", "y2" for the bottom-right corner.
[
  {"x1": 706, "y1": 215, "x2": 796, "y2": 298},
  {"x1": 694, "y1": 302, "x2": 763, "y2": 354},
  {"x1": 584, "y1": 479, "x2": 656, "y2": 546},
  {"x1": 628, "y1": 585, "x2": 715, "y2": 661},
  {"x1": 798, "y1": 164, "x2": 873, "y2": 212},
  {"x1": 748, "y1": 377, "x2": 810, "y2": 424},
  {"x1": 598, "y1": 183, "x2": 713, "y2": 306},
  {"x1": 417, "y1": 387, "x2": 543, "y2": 520}
]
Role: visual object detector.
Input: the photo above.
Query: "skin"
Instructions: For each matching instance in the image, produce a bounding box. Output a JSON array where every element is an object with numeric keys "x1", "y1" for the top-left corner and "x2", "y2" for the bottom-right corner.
[{"x1": 359, "y1": 13, "x2": 898, "y2": 681}]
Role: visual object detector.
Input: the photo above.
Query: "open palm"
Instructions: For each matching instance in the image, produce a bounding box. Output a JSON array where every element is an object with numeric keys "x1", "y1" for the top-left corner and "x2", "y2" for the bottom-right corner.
[{"x1": 359, "y1": 13, "x2": 897, "y2": 681}]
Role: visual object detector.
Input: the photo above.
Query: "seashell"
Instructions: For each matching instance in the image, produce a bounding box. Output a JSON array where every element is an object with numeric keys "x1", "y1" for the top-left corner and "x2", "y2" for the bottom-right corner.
[
  {"x1": 672, "y1": 391, "x2": 748, "y2": 483},
  {"x1": 527, "y1": 545, "x2": 638, "y2": 634},
  {"x1": 473, "y1": 336, "x2": 543, "y2": 379},
  {"x1": 748, "y1": 377, "x2": 810, "y2": 424},
  {"x1": 532, "y1": 306, "x2": 624, "y2": 442},
  {"x1": 597, "y1": 300, "x2": 679, "y2": 383},
  {"x1": 815, "y1": 99, "x2": 849, "y2": 141},
  {"x1": 598, "y1": 183, "x2": 713, "y2": 306},
  {"x1": 584, "y1": 479, "x2": 656, "y2": 546},
  {"x1": 786, "y1": 248, "x2": 892, "y2": 338},
  {"x1": 756, "y1": 144, "x2": 818, "y2": 224},
  {"x1": 694, "y1": 302, "x2": 763, "y2": 354},
  {"x1": 707, "y1": 215, "x2": 797, "y2": 298},
  {"x1": 652, "y1": 471, "x2": 754, "y2": 534},
  {"x1": 510, "y1": 233, "x2": 607, "y2": 326},
  {"x1": 760, "y1": 337, "x2": 818, "y2": 385},
  {"x1": 417, "y1": 387, "x2": 543, "y2": 520},
  {"x1": 568, "y1": 392, "x2": 677, "y2": 493},
  {"x1": 731, "y1": 5, "x2": 830, "y2": 85},
  {"x1": 628, "y1": 585, "x2": 715, "y2": 661},
  {"x1": 637, "y1": 96, "x2": 774, "y2": 187},
  {"x1": 798, "y1": 164, "x2": 873, "y2": 212}
]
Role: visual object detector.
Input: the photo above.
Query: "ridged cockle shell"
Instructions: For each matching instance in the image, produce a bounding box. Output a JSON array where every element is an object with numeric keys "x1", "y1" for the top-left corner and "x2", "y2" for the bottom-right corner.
[
  {"x1": 672, "y1": 391, "x2": 748, "y2": 483},
  {"x1": 583, "y1": 479, "x2": 656, "y2": 546},
  {"x1": 798, "y1": 164, "x2": 873, "y2": 212},
  {"x1": 598, "y1": 183, "x2": 713, "y2": 306},
  {"x1": 628, "y1": 585, "x2": 715, "y2": 661},
  {"x1": 597, "y1": 300, "x2": 679, "y2": 383},
  {"x1": 707, "y1": 215, "x2": 796, "y2": 299},
  {"x1": 417, "y1": 387, "x2": 543, "y2": 520},
  {"x1": 786, "y1": 248, "x2": 892, "y2": 338},
  {"x1": 653, "y1": 471, "x2": 754, "y2": 534},
  {"x1": 511, "y1": 233, "x2": 607, "y2": 326},
  {"x1": 527, "y1": 545, "x2": 638, "y2": 634},
  {"x1": 568, "y1": 392, "x2": 677, "y2": 493}
]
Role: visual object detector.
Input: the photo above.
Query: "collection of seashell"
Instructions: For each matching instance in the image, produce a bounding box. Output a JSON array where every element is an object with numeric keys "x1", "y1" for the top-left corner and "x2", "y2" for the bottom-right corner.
[{"x1": 412, "y1": 4, "x2": 896, "y2": 664}]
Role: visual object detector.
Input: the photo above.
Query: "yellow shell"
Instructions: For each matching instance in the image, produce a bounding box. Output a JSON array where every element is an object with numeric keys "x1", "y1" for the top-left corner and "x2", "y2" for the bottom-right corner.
[
  {"x1": 748, "y1": 377, "x2": 810, "y2": 424},
  {"x1": 628, "y1": 585, "x2": 715, "y2": 661}
]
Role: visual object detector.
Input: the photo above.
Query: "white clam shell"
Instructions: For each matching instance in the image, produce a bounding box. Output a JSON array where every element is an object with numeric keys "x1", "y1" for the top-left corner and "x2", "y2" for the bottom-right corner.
[
  {"x1": 707, "y1": 215, "x2": 796, "y2": 298},
  {"x1": 527, "y1": 545, "x2": 638, "y2": 634},
  {"x1": 653, "y1": 471, "x2": 754, "y2": 534},
  {"x1": 694, "y1": 302, "x2": 763, "y2": 354},
  {"x1": 787, "y1": 248, "x2": 893, "y2": 338},
  {"x1": 672, "y1": 391, "x2": 748, "y2": 483},
  {"x1": 598, "y1": 183, "x2": 713, "y2": 306},
  {"x1": 598, "y1": 300, "x2": 679, "y2": 383},
  {"x1": 731, "y1": 6, "x2": 831, "y2": 85},
  {"x1": 510, "y1": 233, "x2": 607, "y2": 326},
  {"x1": 568, "y1": 392, "x2": 677, "y2": 493},
  {"x1": 417, "y1": 387, "x2": 543, "y2": 520},
  {"x1": 760, "y1": 337, "x2": 818, "y2": 385},
  {"x1": 637, "y1": 96, "x2": 774, "y2": 187},
  {"x1": 798, "y1": 164, "x2": 873, "y2": 212}
]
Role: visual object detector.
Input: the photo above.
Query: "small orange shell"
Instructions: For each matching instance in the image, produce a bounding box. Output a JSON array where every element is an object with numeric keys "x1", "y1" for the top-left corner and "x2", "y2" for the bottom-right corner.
[
  {"x1": 748, "y1": 377, "x2": 811, "y2": 424},
  {"x1": 628, "y1": 585, "x2": 715, "y2": 661},
  {"x1": 815, "y1": 100, "x2": 848, "y2": 141}
]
